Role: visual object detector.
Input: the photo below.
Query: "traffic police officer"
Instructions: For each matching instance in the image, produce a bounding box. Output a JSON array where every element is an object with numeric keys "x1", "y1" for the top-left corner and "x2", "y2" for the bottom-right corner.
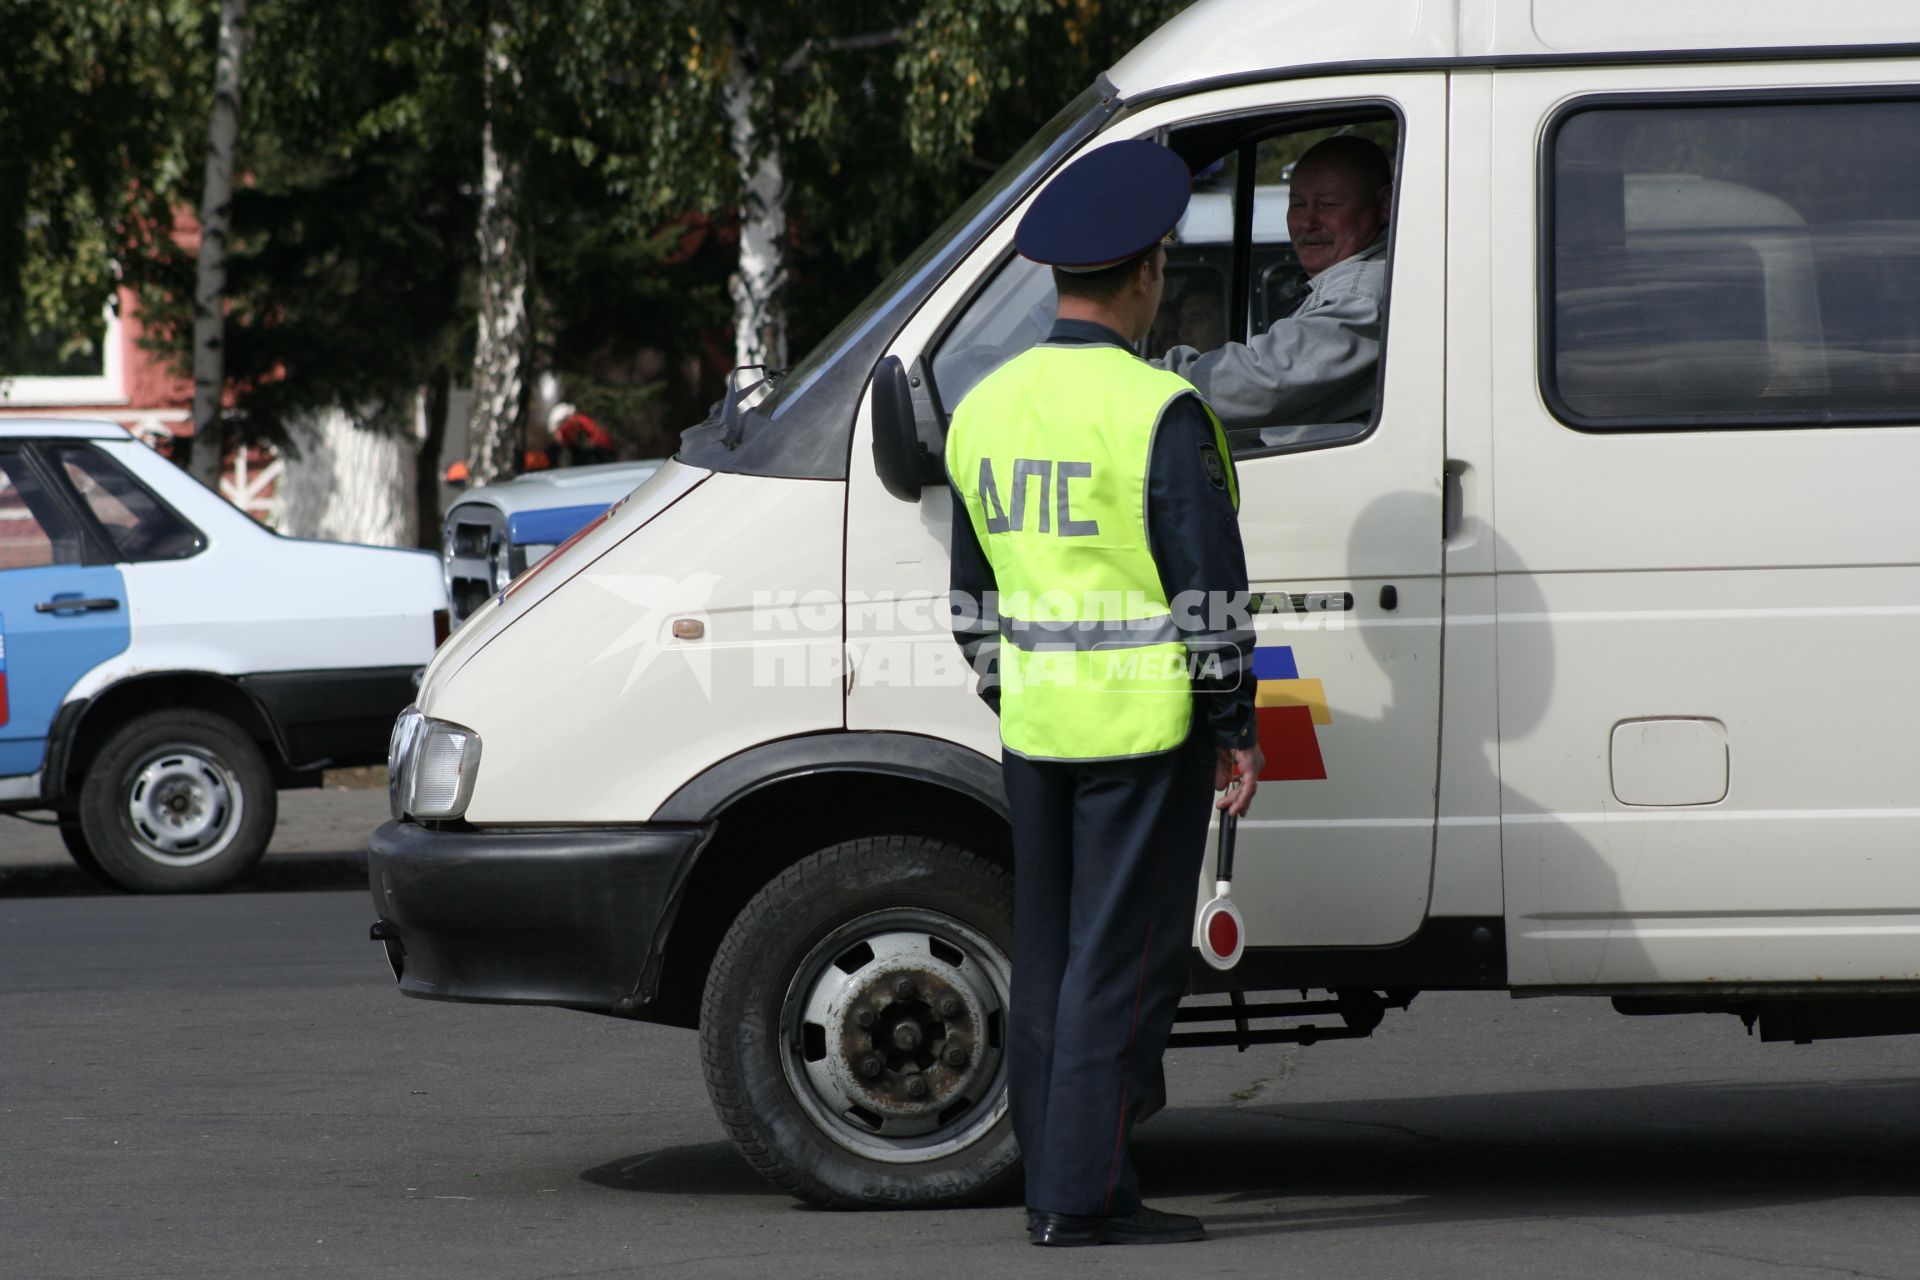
[{"x1": 945, "y1": 139, "x2": 1265, "y2": 1247}]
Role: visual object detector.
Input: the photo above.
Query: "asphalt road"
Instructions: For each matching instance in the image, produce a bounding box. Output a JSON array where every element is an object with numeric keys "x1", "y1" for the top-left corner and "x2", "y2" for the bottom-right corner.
[{"x1": 5, "y1": 791, "x2": 1920, "y2": 1279}]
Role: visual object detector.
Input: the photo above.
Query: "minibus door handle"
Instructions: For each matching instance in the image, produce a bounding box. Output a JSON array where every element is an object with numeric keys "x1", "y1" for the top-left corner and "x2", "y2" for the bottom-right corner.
[{"x1": 1442, "y1": 459, "x2": 1474, "y2": 548}]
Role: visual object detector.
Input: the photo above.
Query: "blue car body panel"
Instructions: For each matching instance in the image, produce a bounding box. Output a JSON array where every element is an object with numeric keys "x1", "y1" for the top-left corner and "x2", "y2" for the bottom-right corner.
[
  {"x1": 507, "y1": 502, "x2": 613, "y2": 548},
  {"x1": 0, "y1": 564, "x2": 130, "y2": 776}
]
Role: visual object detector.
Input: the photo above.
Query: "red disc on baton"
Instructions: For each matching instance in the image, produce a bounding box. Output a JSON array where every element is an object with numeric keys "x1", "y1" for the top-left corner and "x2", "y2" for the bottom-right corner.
[
  {"x1": 1198, "y1": 895, "x2": 1244, "y2": 970},
  {"x1": 1200, "y1": 785, "x2": 1246, "y2": 970},
  {"x1": 1206, "y1": 905, "x2": 1240, "y2": 958}
]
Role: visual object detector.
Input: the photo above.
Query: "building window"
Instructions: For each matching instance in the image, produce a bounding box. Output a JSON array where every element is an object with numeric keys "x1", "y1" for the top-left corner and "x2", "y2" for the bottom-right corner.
[{"x1": 0, "y1": 304, "x2": 127, "y2": 407}]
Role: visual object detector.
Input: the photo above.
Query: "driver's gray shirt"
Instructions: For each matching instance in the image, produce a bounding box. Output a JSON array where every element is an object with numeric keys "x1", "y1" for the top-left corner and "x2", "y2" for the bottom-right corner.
[{"x1": 1157, "y1": 235, "x2": 1386, "y2": 430}]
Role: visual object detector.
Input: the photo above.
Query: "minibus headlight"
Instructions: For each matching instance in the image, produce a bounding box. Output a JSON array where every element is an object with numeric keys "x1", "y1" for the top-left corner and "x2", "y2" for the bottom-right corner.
[
  {"x1": 389, "y1": 709, "x2": 482, "y2": 821},
  {"x1": 410, "y1": 721, "x2": 482, "y2": 819},
  {"x1": 388, "y1": 707, "x2": 423, "y2": 822}
]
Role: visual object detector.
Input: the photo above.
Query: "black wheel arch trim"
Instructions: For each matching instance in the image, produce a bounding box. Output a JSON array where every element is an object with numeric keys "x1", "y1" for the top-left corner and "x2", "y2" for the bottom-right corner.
[
  {"x1": 49, "y1": 672, "x2": 291, "y2": 799},
  {"x1": 47, "y1": 667, "x2": 418, "y2": 803},
  {"x1": 651, "y1": 730, "x2": 1008, "y2": 824},
  {"x1": 626, "y1": 732, "x2": 1008, "y2": 1013},
  {"x1": 39, "y1": 696, "x2": 92, "y2": 806}
]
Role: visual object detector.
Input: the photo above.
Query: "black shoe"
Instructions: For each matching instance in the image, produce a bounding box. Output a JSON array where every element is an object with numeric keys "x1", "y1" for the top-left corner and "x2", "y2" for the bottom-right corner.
[{"x1": 1029, "y1": 1205, "x2": 1206, "y2": 1246}]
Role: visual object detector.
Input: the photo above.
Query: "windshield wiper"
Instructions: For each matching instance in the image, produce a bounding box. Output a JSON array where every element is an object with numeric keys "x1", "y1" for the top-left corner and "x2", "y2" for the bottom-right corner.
[{"x1": 711, "y1": 364, "x2": 788, "y2": 450}]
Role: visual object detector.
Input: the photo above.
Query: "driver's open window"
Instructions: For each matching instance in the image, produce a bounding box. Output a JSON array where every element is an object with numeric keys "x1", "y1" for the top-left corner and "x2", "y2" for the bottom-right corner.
[
  {"x1": 1153, "y1": 114, "x2": 1398, "y2": 458},
  {"x1": 927, "y1": 109, "x2": 1399, "y2": 461}
]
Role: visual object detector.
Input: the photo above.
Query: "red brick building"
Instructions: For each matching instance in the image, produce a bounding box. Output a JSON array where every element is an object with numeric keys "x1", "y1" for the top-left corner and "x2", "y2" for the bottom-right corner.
[{"x1": 0, "y1": 287, "x2": 284, "y2": 525}]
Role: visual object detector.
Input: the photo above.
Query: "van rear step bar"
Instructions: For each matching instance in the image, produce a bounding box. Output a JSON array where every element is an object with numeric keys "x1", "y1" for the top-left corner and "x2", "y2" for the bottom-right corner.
[{"x1": 1168, "y1": 988, "x2": 1416, "y2": 1050}]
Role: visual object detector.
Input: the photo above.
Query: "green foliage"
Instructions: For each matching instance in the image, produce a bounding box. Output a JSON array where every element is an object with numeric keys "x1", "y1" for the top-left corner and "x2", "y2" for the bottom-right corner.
[
  {"x1": 151, "y1": 0, "x2": 730, "y2": 453},
  {"x1": 4, "y1": 0, "x2": 1200, "y2": 450},
  {"x1": 0, "y1": 0, "x2": 205, "y2": 367},
  {"x1": 589, "y1": 0, "x2": 1191, "y2": 358},
  {"x1": 113, "y1": 0, "x2": 484, "y2": 449},
  {"x1": 894, "y1": 0, "x2": 1180, "y2": 167},
  {"x1": 530, "y1": 131, "x2": 730, "y2": 456}
]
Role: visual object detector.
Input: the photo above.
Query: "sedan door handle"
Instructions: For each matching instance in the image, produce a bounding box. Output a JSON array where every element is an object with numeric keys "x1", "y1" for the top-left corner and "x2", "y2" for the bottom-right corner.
[{"x1": 36, "y1": 596, "x2": 121, "y2": 614}]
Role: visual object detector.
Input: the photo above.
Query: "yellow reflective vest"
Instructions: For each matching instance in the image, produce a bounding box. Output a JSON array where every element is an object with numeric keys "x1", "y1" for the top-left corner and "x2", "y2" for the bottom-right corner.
[{"x1": 946, "y1": 342, "x2": 1237, "y2": 761}]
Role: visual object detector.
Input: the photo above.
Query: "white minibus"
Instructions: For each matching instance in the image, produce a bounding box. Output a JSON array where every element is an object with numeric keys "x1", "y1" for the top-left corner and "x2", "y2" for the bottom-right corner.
[{"x1": 371, "y1": 0, "x2": 1920, "y2": 1207}]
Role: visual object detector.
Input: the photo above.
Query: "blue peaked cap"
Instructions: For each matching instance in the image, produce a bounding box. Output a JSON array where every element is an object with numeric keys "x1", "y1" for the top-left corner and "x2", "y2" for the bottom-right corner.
[{"x1": 1015, "y1": 140, "x2": 1192, "y2": 271}]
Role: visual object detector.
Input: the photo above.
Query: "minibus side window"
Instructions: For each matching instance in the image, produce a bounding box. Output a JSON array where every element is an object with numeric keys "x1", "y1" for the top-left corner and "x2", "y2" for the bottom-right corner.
[{"x1": 1547, "y1": 96, "x2": 1920, "y2": 429}]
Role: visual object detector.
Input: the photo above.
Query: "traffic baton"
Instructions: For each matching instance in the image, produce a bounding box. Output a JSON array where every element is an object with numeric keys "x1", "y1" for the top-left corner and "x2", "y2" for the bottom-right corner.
[{"x1": 1198, "y1": 783, "x2": 1246, "y2": 971}]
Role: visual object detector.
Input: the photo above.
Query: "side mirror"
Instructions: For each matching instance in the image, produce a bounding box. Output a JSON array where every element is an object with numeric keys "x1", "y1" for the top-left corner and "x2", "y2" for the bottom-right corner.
[{"x1": 871, "y1": 355, "x2": 947, "y2": 502}]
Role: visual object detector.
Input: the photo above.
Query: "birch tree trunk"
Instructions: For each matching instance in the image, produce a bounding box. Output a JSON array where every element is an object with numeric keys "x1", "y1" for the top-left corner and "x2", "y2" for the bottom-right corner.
[
  {"x1": 414, "y1": 367, "x2": 451, "y2": 551},
  {"x1": 188, "y1": 0, "x2": 248, "y2": 489},
  {"x1": 465, "y1": 15, "x2": 531, "y2": 488},
  {"x1": 726, "y1": 38, "x2": 788, "y2": 372},
  {"x1": 280, "y1": 408, "x2": 418, "y2": 547}
]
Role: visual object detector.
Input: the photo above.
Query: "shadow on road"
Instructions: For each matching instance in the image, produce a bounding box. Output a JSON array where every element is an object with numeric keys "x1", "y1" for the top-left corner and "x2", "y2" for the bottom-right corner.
[
  {"x1": 1132, "y1": 1076, "x2": 1920, "y2": 1238},
  {"x1": 582, "y1": 1076, "x2": 1920, "y2": 1234},
  {"x1": 0, "y1": 853, "x2": 370, "y2": 899},
  {"x1": 581, "y1": 1141, "x2": 778, "y2": 1199}
]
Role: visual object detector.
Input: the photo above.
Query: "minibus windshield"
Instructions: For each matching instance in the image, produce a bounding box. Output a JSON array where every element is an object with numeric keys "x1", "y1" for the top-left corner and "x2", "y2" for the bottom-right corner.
[{"x1": 678, "y1": 80, "x2": 1118, "y2": 480}]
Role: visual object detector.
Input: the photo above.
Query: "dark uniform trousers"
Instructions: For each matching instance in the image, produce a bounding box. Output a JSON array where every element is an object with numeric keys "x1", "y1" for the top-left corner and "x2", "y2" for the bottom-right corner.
[{"x1": 1004, "y1": 720, "x2": 1216, "y2": 1217}]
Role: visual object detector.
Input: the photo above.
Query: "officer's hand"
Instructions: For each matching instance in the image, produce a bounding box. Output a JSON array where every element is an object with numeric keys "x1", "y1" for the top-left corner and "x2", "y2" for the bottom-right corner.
[{"x1": 1214, "y1": 745, "x2": 1263, "y2": 817}]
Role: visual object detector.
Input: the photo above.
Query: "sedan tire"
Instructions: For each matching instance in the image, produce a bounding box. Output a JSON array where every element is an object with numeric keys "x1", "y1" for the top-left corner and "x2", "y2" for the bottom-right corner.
[{"x1": 78, "y1": 709, "x2": 277, "y2": 894}]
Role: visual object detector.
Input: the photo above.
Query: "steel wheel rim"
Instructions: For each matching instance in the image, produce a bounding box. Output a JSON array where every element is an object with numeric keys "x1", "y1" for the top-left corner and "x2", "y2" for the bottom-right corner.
[
  {"x1": 124, "y1": 747, "x2": 244, "y2": 867},
  {"x1": 779, "y1": 907, "x2": 1011, "y2": 1164}
]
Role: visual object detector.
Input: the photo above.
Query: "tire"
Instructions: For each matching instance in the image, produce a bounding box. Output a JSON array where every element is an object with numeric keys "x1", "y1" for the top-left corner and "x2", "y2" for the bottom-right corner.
[
  {"x1": 700, "y1": 836, "x2": 1022, "y2": 1209},
  {"x1": 77, "y1": 709, "x2": 277, "y2": 894},
  {"x1": 57, "y1": 818, "x2": 113, "y2": 886}
]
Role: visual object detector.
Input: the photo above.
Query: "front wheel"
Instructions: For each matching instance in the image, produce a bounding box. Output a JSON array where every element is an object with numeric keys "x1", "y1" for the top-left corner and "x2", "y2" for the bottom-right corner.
[
  {"x1": 700, "y1": 836, "x2": 1021, "y2": 1208},
  {"x1": 77, "y1": 709, "x2": 277, "y2": 893}
]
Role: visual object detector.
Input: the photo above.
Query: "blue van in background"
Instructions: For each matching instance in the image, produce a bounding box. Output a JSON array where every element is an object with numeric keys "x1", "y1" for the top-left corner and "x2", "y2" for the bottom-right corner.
[{"x1": 440, "y1": 459, "x2": 663, "y2": 627}]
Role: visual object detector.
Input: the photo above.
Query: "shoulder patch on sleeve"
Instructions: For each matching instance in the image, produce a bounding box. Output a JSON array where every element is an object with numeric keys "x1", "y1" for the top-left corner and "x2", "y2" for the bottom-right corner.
[{"x1": 1198, "y1": 440, "x2": 1227, "y2": 490}]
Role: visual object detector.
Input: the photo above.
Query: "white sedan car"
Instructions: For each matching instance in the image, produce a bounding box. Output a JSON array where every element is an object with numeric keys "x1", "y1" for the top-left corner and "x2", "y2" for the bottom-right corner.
[{"x1": 0, "y1": 419, "x2": 446, "y2": 891}]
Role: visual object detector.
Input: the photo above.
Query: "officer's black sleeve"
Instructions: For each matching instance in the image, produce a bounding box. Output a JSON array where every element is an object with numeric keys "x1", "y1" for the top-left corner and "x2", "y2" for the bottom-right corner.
[
  {"x1": 948, "y1": 484, "x2": 1001, "y2": 715},
  {"x1": 1147, "y1": 393, "x2": 1257, "y2": 751}
]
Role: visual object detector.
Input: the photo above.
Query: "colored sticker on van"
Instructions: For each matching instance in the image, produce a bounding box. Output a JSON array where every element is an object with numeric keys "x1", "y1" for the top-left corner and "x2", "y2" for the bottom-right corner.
[
  {"x1": 1252, "y1": 645, "x2": 1326, "y2": 781},
  {"x1": 0, "y1": 613, "x2": 9, "y2": 727}
]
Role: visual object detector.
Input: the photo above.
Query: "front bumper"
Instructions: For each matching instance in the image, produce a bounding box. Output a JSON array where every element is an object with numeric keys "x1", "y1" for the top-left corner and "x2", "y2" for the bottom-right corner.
[{"x1": 367, "y1": 819, "x2": 709, "y2": 1011}]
